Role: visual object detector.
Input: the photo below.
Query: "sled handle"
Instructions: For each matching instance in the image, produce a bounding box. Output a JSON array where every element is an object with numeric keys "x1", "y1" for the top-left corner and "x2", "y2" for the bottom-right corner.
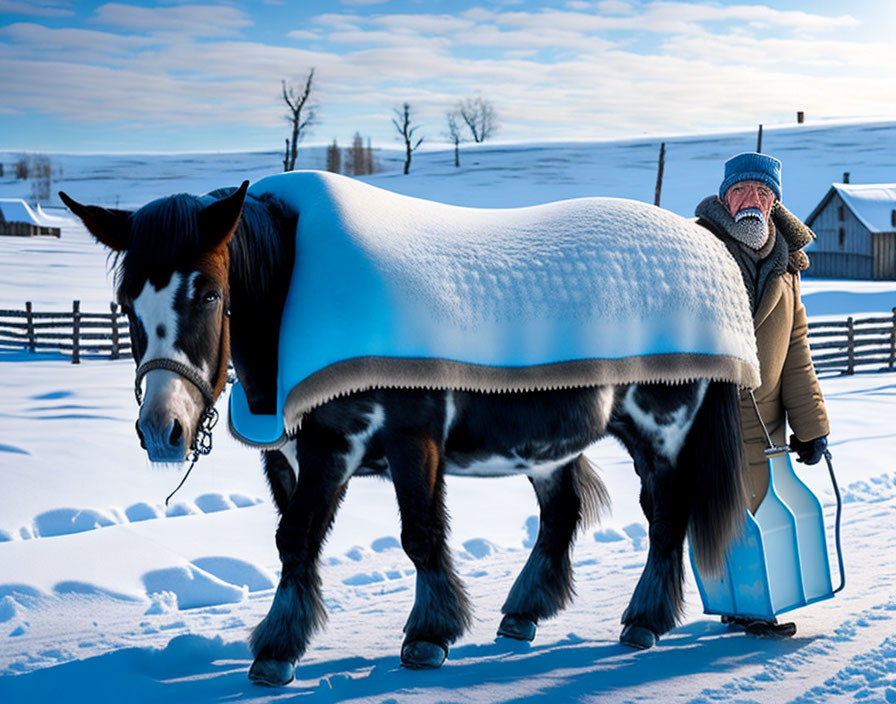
[{"x1": 823, "y1": 448, "x2": 846, "y2": 594}]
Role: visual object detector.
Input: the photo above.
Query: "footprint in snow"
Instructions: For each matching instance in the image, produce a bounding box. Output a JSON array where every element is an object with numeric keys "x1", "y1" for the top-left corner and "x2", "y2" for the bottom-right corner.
[
  {"x1": 345, "y1": 546, "x2": 369, "y2": 562},
  {"x1": 125, "y1": 502, "x2": 161, "y2": 522},
  {"x1": 623, "y1": 522, "x2": 647, "y2": 550},
  {"x1": 165, "y1": 502, "x2": 199, "y2": 517},
  {"x1": 371, "y1": 536, "x2": 401, "y2": 552},
  {"x1": 463, "y1": 538, "x2": 498, "y2": 559},
  {"x1": 343, "y1": 572, "x2": 386, "y2": 586},
  {"x1": 191, "y1": 557, "x2": 275, "y2": 592},
  {"x1": 32, "y1": 507, "x2": 116, "y2": 538},
  {"x1": 593, "y1": 527, "x2": 626, "y2": 543},
  {"x1": 193, "y1": 493, "x2": 235, "y2": 513},
  {"x1": 142, "y1": 565, "x2": 247, "y2": 610}
]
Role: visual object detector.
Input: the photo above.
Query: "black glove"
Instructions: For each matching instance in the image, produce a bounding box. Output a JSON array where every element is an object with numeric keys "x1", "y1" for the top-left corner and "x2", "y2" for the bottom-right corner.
[{"x1": 789, "y1": 434, "x2": 827, "y2": 465}]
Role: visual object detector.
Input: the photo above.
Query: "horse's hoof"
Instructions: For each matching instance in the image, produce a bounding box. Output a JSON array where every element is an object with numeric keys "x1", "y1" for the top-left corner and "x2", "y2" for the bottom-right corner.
[
  {"x1": 497, "y1": 614, "x2": 537, "y2": 641},
  {"x1": 248, "y1": 657, "x2": 295, "y2": 687},
  {"x1": 620, "y1": 624, "x2": 657, "y2": 650},
  {"x1": 401, "y1": 639, "x2": 448, "y2": 669}
]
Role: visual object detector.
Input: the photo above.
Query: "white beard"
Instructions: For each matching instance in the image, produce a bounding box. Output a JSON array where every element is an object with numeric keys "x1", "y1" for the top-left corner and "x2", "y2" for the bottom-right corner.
[{"x1": 731, "y1": 208, "x2": 770, "y2": 250}]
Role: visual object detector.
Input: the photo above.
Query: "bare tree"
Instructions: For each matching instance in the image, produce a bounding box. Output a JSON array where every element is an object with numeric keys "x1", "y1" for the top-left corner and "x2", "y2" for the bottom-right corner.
[
  {"x1": 392, "y1": 102, "x2": 423, "y2": 175},
  {"x1": 282, "y1": 68, "x2": 316, "y2": 171},
  {"x1": 30, "y1": 155, "x2": 51, "y2": 204},
  {"x1": 446, "y1": 111, "x2": 464, "y2": 167},
  {"x1": 326, "y1": 139, "x2": 341, "y2": 174},
  {"x1": 347, "y1": 132, "x2": 365, "y2": 175},
  {"x1": 365, "y1": 137, "x2": 376, "y2": 175},
  {"x1": 457, "y1": 96, "x2": 497, "y2": 143},
  {"x1": 344, "y1": 133, "x2": 376, "y2": 176}
]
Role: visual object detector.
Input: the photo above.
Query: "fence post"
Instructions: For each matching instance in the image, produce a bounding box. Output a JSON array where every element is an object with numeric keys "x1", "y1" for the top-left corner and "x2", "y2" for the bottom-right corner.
[
  {"x1": 890, "y1": 307, "x2": 896, "y2": 370},
  {"x1": 654, "y1": 142, "x2": 665, "y2": 207},
  {"x1": 72, "y1": 300, "x2": 81, "y2": 364},
  {"x1": 846, "y1": 316, "x2": 854, "y2": 375},
  {"x1": 25, "y1": 301, "x2": 35, "y2": 352},
  {"x1": 110, "y1": 301, "x2": 120, "y2": 360}
]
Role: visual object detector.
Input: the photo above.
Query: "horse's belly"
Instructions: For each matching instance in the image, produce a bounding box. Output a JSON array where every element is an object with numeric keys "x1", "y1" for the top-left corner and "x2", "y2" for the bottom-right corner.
[{"x1": 443, "y1": 452, "x2": 579, "y2": 479}]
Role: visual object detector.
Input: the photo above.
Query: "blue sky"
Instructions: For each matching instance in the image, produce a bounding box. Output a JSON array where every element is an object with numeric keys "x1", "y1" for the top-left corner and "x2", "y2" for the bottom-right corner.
[{"x1": 1, "y1": 0, "x2": 894, "y2": 152}]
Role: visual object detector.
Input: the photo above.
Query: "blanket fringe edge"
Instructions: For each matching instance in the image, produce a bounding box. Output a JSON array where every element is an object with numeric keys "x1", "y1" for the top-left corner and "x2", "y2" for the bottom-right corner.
[{"x1": 281, "y1": 353, "x2": 760, "y2": 436}]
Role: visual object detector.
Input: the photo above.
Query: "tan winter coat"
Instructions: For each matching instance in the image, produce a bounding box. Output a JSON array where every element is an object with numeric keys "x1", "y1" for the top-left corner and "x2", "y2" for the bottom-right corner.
[
  {"x1": 695, "y1": 198, "x2": 830, "y2": 512},
  {"x1": 739, "y1": 271, "x2": 830, "y2": 511}
]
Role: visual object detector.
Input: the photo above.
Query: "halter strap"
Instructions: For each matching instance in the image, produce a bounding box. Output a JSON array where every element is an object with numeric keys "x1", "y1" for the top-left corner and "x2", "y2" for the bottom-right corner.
[{"x1": 134, "y1": 357, "x2": 216, "y2": 408}]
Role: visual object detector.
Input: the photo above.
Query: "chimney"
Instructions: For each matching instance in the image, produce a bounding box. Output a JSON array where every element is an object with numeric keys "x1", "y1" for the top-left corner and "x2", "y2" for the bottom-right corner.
[
  {"x1": 843, "y1": 172, "x2": 850, "y2": 184},
  {"x1": 797, "y1": 111, "x2": 805, "y2": 124}
]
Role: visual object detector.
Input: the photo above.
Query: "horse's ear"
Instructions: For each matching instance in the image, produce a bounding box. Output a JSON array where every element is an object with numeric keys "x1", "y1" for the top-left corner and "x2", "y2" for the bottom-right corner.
[
  {"x1": 59, "y1": 191, "x2": 131, "y2": 252},
  {"x1": 199, "y1": 180, "x2": 249, "y2": 251}
]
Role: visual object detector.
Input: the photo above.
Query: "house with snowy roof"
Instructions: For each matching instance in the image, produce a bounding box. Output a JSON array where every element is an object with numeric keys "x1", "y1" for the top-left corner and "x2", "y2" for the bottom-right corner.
[
  {"x1": 0, "y1": 199, "x2": 62, "y2": 237},
  {"x1": 805, "y1": 183, "x2": 896, "y2": 279}
]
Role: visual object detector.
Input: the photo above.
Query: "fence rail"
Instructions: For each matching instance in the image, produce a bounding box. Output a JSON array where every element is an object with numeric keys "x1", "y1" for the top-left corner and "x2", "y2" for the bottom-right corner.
[
  {"x1": 807, "y1": 309, "x2": 896, "y2": 375},
  {"x1": 1, "y1": 301, "x2": 895, "y2": 375},
  {"x1": 0, "y1": 301, "x2": 130, "y2": 363}
]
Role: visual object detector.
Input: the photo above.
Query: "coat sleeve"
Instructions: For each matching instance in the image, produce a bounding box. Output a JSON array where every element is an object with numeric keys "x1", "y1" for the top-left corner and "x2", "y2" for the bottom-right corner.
[{"x1": 780, "y1": 273, "x2": 830, "y2": 441}]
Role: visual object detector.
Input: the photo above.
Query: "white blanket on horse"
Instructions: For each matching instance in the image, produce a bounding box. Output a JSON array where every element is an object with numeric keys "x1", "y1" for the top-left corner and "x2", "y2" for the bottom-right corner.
[{"x1": 233, "y1": 171, "x2": 759, "y2": 441}]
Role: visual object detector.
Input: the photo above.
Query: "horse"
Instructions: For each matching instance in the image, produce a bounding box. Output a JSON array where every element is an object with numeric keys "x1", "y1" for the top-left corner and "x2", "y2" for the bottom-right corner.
[{"x1": 60, "y1": 176, "x2": 748, "y2": 687}]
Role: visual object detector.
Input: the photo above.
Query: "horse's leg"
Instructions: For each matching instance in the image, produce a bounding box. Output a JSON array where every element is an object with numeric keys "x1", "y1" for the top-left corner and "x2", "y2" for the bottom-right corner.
[
  {"x1": 383, "y1": 429, "x2": 472, "y2": 669},
  {"x1": 609, "y1": 382, "x2": 706, "y2": 649},
  {"x1": 249, "y1": 437, "x2": 348, "y2": 686},
  {"x1": 261, "y1": 442, "x2": 298, "y2": 516},
  {"x1": 619, "y1": 449, "x2": 691, "y2": 648},
  {"x1": 498, "y1": 454, "x2": 606, "y2": 641}
]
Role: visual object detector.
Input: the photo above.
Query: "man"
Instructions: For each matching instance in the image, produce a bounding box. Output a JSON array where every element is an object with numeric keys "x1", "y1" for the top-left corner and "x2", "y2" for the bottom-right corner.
[{"x1": 695, "y1": 153, "x2": 830, "y2": 636}]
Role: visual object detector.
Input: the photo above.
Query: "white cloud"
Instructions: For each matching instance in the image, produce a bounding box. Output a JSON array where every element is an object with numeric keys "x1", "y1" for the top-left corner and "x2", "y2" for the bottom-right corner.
[
  {"x1": 0, "y1": 0, "x2": 72, "y2": 17},
  {"x1": 89, "y1": 3, "x2": 251, "y2": 36},
  {"x1": 0, "y1": 22, "x2": 156, "y2": 59},
  {"x1": 370, "y1": 14, "x2": 476, "y2": 35},
  {"x1": 287, "y1": 29, "x2": 320, "y2": 41},
  {"x1": 0, "y1": 0, "x2": 887, "y2": 149},
  {"x1": 596, "y1": 0, "x2": 633, "y2": 14},
  {"x1": 310, "y1": 13, "x2": 365, "y2": 31}
]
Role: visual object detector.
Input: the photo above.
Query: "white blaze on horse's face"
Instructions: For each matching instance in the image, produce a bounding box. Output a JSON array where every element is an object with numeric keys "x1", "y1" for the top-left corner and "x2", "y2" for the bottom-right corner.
[{"x1": 133, "y1": 271, "x2": 208, "y2": 463}]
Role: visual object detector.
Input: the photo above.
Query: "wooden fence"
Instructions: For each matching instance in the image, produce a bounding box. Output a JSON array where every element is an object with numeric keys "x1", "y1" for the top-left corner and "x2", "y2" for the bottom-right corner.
[
  {"x1": 808, "y1": 309, "x2": 896, "y2": 375},
  {"x1": 0, "y1": 301, "x2": 129, "y2": 363},
  {"x1": 1, "y1": 301, "x2": 895, "y2": 375}
]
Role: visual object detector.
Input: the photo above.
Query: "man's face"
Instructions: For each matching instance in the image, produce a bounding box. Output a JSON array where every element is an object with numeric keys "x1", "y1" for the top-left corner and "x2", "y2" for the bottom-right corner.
[{"x1": 724, "y1": 180, "x2": 776, "y2": 218}]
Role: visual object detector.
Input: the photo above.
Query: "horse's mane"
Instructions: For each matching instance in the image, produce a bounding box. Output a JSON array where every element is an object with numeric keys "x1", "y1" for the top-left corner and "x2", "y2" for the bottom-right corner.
[
  {"x1": 224, "y1": 189, "x2": 296, "y2": 304},
  {"x1": 116, "y1": 188, "x2": 295, "y2": 302}
]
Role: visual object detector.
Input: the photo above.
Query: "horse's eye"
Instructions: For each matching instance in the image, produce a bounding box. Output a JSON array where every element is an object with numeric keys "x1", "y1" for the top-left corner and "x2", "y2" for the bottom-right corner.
[{"x1": 202, "y1": 291, "x2": 220, "y2": 304}]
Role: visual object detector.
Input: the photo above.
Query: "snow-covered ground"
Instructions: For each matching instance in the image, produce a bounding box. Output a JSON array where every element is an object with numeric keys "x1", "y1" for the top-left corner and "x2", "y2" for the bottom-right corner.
[{"x1": 1, "y1": 122, "x2": 895, "y2": 703}]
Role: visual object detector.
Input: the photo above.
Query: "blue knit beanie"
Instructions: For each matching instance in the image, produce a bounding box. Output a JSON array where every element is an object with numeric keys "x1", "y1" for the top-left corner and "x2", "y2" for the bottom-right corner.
[{"x1": 719, "y1": 152, "x2": 782, "y2": 201}]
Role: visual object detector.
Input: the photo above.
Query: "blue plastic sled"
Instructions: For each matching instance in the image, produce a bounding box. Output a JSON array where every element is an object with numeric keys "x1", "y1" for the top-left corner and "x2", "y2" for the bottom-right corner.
[{"x1": 691, "y1": 448, "x2": 845, "y2": 621}]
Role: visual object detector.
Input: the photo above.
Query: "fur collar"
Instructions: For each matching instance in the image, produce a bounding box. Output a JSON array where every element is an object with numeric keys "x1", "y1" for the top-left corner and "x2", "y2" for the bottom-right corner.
[{"x1": 695, "y1": 196, "x2": 814, "y2": 273}]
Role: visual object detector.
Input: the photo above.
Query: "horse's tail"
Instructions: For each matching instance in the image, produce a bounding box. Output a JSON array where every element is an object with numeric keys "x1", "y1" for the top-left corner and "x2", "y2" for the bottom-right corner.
[
  {"x1": 571, "y1": 453, "x2": 611, "y2": 533},
  {"x1": 682, "y1": 380, "x2": 747, "y2": 576}
]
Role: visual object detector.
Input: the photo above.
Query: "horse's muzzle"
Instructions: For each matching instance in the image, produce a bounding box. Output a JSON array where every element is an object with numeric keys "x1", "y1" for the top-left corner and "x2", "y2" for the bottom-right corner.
[
  {"x1": 138, "y1": 413, "x2": 190, "y2": 462},
  {"x1": 135, "y1": 369, "x2": 203, "y2": 462}
]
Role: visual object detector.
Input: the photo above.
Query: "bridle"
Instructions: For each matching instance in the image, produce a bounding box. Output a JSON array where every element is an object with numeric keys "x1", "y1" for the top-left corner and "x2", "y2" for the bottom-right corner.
[
  {"x1": 134, "y1": 356, "x2": 220, "y2": 454},
  {"x1": 134, "y1": 357, "x2": 222, "y2": 504}
]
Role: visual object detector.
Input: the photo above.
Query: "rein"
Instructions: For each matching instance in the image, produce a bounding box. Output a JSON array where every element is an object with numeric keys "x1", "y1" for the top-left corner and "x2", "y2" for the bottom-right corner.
[{"x1": 134, "y1": 357, "x2": 221, "y2": 506}]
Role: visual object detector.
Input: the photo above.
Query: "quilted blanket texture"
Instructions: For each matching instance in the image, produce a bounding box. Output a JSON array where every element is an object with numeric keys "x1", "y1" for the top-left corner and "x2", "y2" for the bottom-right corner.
[{"x1": 229, "y1": 171, "x2": 759, "y2": 443}]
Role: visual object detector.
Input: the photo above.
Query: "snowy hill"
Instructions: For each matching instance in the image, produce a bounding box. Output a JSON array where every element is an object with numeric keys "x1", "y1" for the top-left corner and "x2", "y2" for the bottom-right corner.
[{"x1": 1, "y1": 121, "x2": 896, "y2": 703}]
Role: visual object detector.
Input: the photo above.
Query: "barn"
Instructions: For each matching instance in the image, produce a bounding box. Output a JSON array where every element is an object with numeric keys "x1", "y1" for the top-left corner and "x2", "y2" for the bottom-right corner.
[
  {"x1": 805, "y1": 183, "x2": 896, "y2": 280},
  {"x1": 0, "y1": 198, "x2": 62, "y2": 237}
]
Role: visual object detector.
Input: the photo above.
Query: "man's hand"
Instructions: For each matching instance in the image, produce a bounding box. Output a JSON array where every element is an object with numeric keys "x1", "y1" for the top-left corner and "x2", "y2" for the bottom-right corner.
[{"x1": 789, "y1": 435, "x2": 827, "y2": 465}]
